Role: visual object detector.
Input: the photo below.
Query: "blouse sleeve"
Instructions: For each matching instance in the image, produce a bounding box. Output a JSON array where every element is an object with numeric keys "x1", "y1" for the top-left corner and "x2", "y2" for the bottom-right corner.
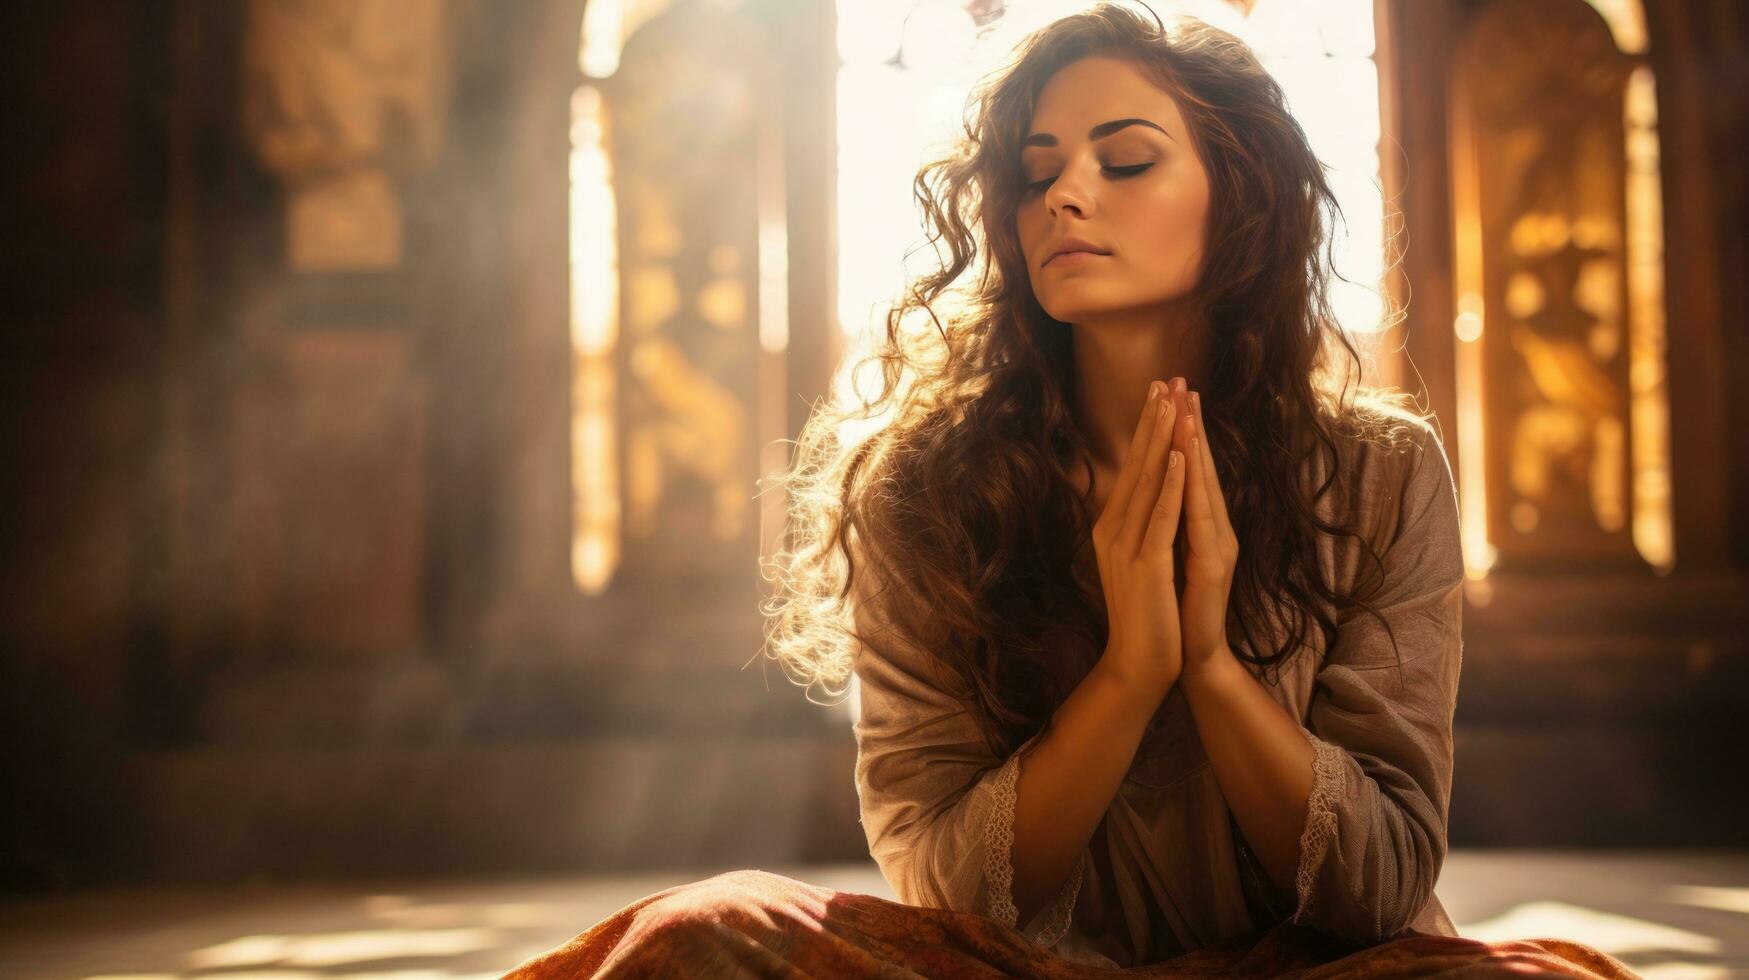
[
  {"x1": 1289, "y1": 421, "x2": 1466, "y2": 945},
  {"x1": 849, "y1": 563, "x2": 1086, "y2": 948}
]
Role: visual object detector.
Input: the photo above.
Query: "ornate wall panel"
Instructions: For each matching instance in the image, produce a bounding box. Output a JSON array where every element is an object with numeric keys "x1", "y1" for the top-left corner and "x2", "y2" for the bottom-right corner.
[
  {"x1": 232, "y1": 0, "x2": 451, "y2": 660},
  {"x1": 1450, "y1": 0, "x2": 1671, "y2": 575}
]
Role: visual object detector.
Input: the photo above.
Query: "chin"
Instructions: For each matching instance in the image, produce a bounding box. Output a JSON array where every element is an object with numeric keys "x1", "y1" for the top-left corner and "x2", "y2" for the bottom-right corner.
[
  {"x1": 1042, "y1": 284, "x2": 1194, "y2": 324},
  {"x1": 1039, "y1": 290, "x2": 1129, "y2": 323}
]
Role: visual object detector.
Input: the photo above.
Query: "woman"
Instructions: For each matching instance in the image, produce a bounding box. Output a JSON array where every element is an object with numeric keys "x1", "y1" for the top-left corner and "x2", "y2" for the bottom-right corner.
[{"x1": 509, "y1": 5, "x2": 1639, "y2": 976}]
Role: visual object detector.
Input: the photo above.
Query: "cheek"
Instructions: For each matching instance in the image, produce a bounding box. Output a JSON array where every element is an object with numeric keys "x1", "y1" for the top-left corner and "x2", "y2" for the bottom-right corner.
[
  {"x1": 1125, "y1": 182, "x2": 1209, "y2": 269},
  {"x1": 1015, "y1": 205, "x2": 1046, "y2": 258}
]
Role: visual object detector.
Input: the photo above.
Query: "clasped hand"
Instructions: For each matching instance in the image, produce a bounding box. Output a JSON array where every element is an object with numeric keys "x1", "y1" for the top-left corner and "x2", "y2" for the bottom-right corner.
[{"x1": 1090, "y1": 377, "x2": 1239, "y2": 694}]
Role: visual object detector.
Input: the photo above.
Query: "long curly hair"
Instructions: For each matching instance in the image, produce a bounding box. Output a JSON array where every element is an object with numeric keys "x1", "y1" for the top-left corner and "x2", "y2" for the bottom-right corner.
[{"x1": 759, "y1": 3, "x2": 1431, "y2": 759}]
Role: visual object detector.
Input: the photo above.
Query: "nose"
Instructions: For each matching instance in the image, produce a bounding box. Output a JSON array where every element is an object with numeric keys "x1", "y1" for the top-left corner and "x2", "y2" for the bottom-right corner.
[{"x1": 1043, "y1": 159, "x2": 1095, "y2": 218}]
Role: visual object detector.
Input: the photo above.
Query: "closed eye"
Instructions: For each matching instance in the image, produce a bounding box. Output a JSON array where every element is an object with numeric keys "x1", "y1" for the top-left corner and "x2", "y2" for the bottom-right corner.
[{"x1": 1024, "y1": 163, "x2": 1154, "y2": 195}]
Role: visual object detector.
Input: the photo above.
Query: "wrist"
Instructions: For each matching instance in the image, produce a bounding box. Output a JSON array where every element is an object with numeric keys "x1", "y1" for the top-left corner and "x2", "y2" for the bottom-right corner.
[
  {"x1": 1092, "y1": 652, "x2": 1176, "y2": 709},
  {"x1": 1179, "y1": 644, "x2": 1244, "y2": 696}
]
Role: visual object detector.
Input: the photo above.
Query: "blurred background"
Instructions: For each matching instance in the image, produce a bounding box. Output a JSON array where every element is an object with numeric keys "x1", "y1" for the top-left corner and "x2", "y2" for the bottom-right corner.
[{"x1": 1, "y1": 0, "x2": 1746, "y2": 977}]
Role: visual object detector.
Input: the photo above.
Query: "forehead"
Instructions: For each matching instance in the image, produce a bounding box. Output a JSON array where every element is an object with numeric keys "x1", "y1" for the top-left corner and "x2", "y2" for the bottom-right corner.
[{"x1": 1025, "y1": 55, "x2": 1188, "y2": 143}]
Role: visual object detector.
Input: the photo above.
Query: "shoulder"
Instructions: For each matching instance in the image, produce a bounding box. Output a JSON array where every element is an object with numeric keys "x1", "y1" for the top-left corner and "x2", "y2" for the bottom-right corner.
[
  {"x1": 1324, "y1": 401, "x2": 1461, "y2": 575},
  {"x1": 1333, "y1": 400, "x2": 1452, "y2": 504}
]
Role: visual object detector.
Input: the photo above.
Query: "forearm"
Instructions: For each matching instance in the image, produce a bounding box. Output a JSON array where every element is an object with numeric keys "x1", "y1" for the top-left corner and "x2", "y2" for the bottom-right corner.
[
  {"x1": 1008, "y1": 656, "x2": 1166, "y2": 925},
  {"x1": 1180, "y1": 648, "x2": 1314, "y2": 900}
]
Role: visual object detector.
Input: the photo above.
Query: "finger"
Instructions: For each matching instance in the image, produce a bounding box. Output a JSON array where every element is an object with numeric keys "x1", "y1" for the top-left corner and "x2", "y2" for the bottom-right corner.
[
  {"x1": 1102, "y1": 383, "x2": 1164, "y2": 532},
  {"x1": 1183, "y1": 432, "x2": 1219, "y2": 555},
  {"x1": 1115, "y1": 396, "x2": 1176, "y2": 560},
  {"x1": 1191, "y1": 392, "x2": 1233, "y2": 534},
  {"x1": 1142, "y1": 448, "x2": 1186, "y2": 559}
]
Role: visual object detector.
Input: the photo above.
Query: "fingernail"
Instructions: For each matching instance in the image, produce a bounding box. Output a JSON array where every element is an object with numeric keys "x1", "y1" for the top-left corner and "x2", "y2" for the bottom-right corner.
[
  {"x1": 1192, "y1": 391, "x2": 1201, "y2": 409},
  {"x1": 1149, "y1": 381, "x2": 1162, "y2": 400}
]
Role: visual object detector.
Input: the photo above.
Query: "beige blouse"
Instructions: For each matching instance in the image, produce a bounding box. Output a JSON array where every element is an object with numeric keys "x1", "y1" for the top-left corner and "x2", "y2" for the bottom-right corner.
[{"x1": 851, "y1": 416, "x2": 1466, "y2": 968}]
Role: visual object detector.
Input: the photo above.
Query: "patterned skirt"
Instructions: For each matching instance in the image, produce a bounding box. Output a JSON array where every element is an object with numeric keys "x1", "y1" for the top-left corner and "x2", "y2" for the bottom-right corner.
[{"x1": 504, "y1": 869, "x2": 1642, "y2": 979}]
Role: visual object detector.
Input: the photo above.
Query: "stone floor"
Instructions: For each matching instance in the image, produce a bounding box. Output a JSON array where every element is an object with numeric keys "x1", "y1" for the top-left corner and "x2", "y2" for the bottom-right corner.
[{"x1": 1, "y1": 850, "x2": 1744, "y2": 978}]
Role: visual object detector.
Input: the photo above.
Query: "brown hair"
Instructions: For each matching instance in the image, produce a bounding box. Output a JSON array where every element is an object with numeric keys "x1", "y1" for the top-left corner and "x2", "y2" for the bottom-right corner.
[{"x1": 759, "y1": 2, "x2": 1429, "y2": 758}]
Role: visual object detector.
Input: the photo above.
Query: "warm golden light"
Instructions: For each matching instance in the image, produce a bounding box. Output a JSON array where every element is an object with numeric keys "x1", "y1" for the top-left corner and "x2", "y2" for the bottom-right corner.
[
  {"x1": 186, "y1": 927, "x2": 500, "y2": 969},
  {"x1": 1464, "y1": 900, "x2": 1718, "y2": 960},
  {"x1": 570, "y1": 82, "x2": 623, "y2": 595},
  {"x1": 1667, "y1": 884, "x2": 1749, "y2": 915},
  {"x1": 1451, "y1": 86, "x2": 1498, "y2": 579},
  {"x1": 580, "y1": 0, "x2": 679, "y2": 80},
  {"x1": 756, "y1": 91, "x2": 794, "y2": 589},
  {"x1": 1623, "y1": 64, "x2": 1674, "y2": 572},
  {"x1": 1582, "y1": 0, "x2": 1649, "y2": 55},
  {"x1": 1454, "y1": 310, "x2": 1483, "y2": 344}
]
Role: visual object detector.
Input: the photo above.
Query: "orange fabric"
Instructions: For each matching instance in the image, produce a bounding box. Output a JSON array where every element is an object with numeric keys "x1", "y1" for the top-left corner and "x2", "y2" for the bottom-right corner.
[{"x1": 503, "y1": 869, "x2": 1642, "y2": 979}]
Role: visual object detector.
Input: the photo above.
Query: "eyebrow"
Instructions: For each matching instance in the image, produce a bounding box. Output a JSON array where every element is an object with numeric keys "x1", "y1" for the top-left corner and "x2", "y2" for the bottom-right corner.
[{"x1": 1021, "y1": 117, "x2": 1175, "y2": 151}]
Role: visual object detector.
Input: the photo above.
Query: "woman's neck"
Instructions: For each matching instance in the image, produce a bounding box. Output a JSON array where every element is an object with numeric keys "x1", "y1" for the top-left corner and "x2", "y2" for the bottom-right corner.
[{"x1": 1069, "y1": 302, "x2": 1211, "y2": 472}]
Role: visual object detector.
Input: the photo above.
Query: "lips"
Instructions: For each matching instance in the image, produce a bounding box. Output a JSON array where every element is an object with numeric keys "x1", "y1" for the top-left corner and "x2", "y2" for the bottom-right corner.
[
  {"x1": 1044, "y1": 248, "x2": 1111, "y2": 267},
  {"x1": 1043, "y1": 237, "x2": 1112, "y2": 267}
]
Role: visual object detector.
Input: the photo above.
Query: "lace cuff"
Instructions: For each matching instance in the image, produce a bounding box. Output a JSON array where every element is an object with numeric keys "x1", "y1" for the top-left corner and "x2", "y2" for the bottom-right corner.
[
  {"x1": 982, "y1": 748, "x2": 1085, "y2": 947},
  {"x1": 1290, "y1": 727, "x2": 1348, "y2": 925}
]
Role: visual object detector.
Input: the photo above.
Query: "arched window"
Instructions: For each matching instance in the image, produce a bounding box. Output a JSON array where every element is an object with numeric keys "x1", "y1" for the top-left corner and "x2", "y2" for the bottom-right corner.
[
  {"x1": 1448, "y1": 0, "x2": 1672, "y2": 583},
  {"x1": 567, "y1": 0, "x2": 790, "y2": 596}
]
